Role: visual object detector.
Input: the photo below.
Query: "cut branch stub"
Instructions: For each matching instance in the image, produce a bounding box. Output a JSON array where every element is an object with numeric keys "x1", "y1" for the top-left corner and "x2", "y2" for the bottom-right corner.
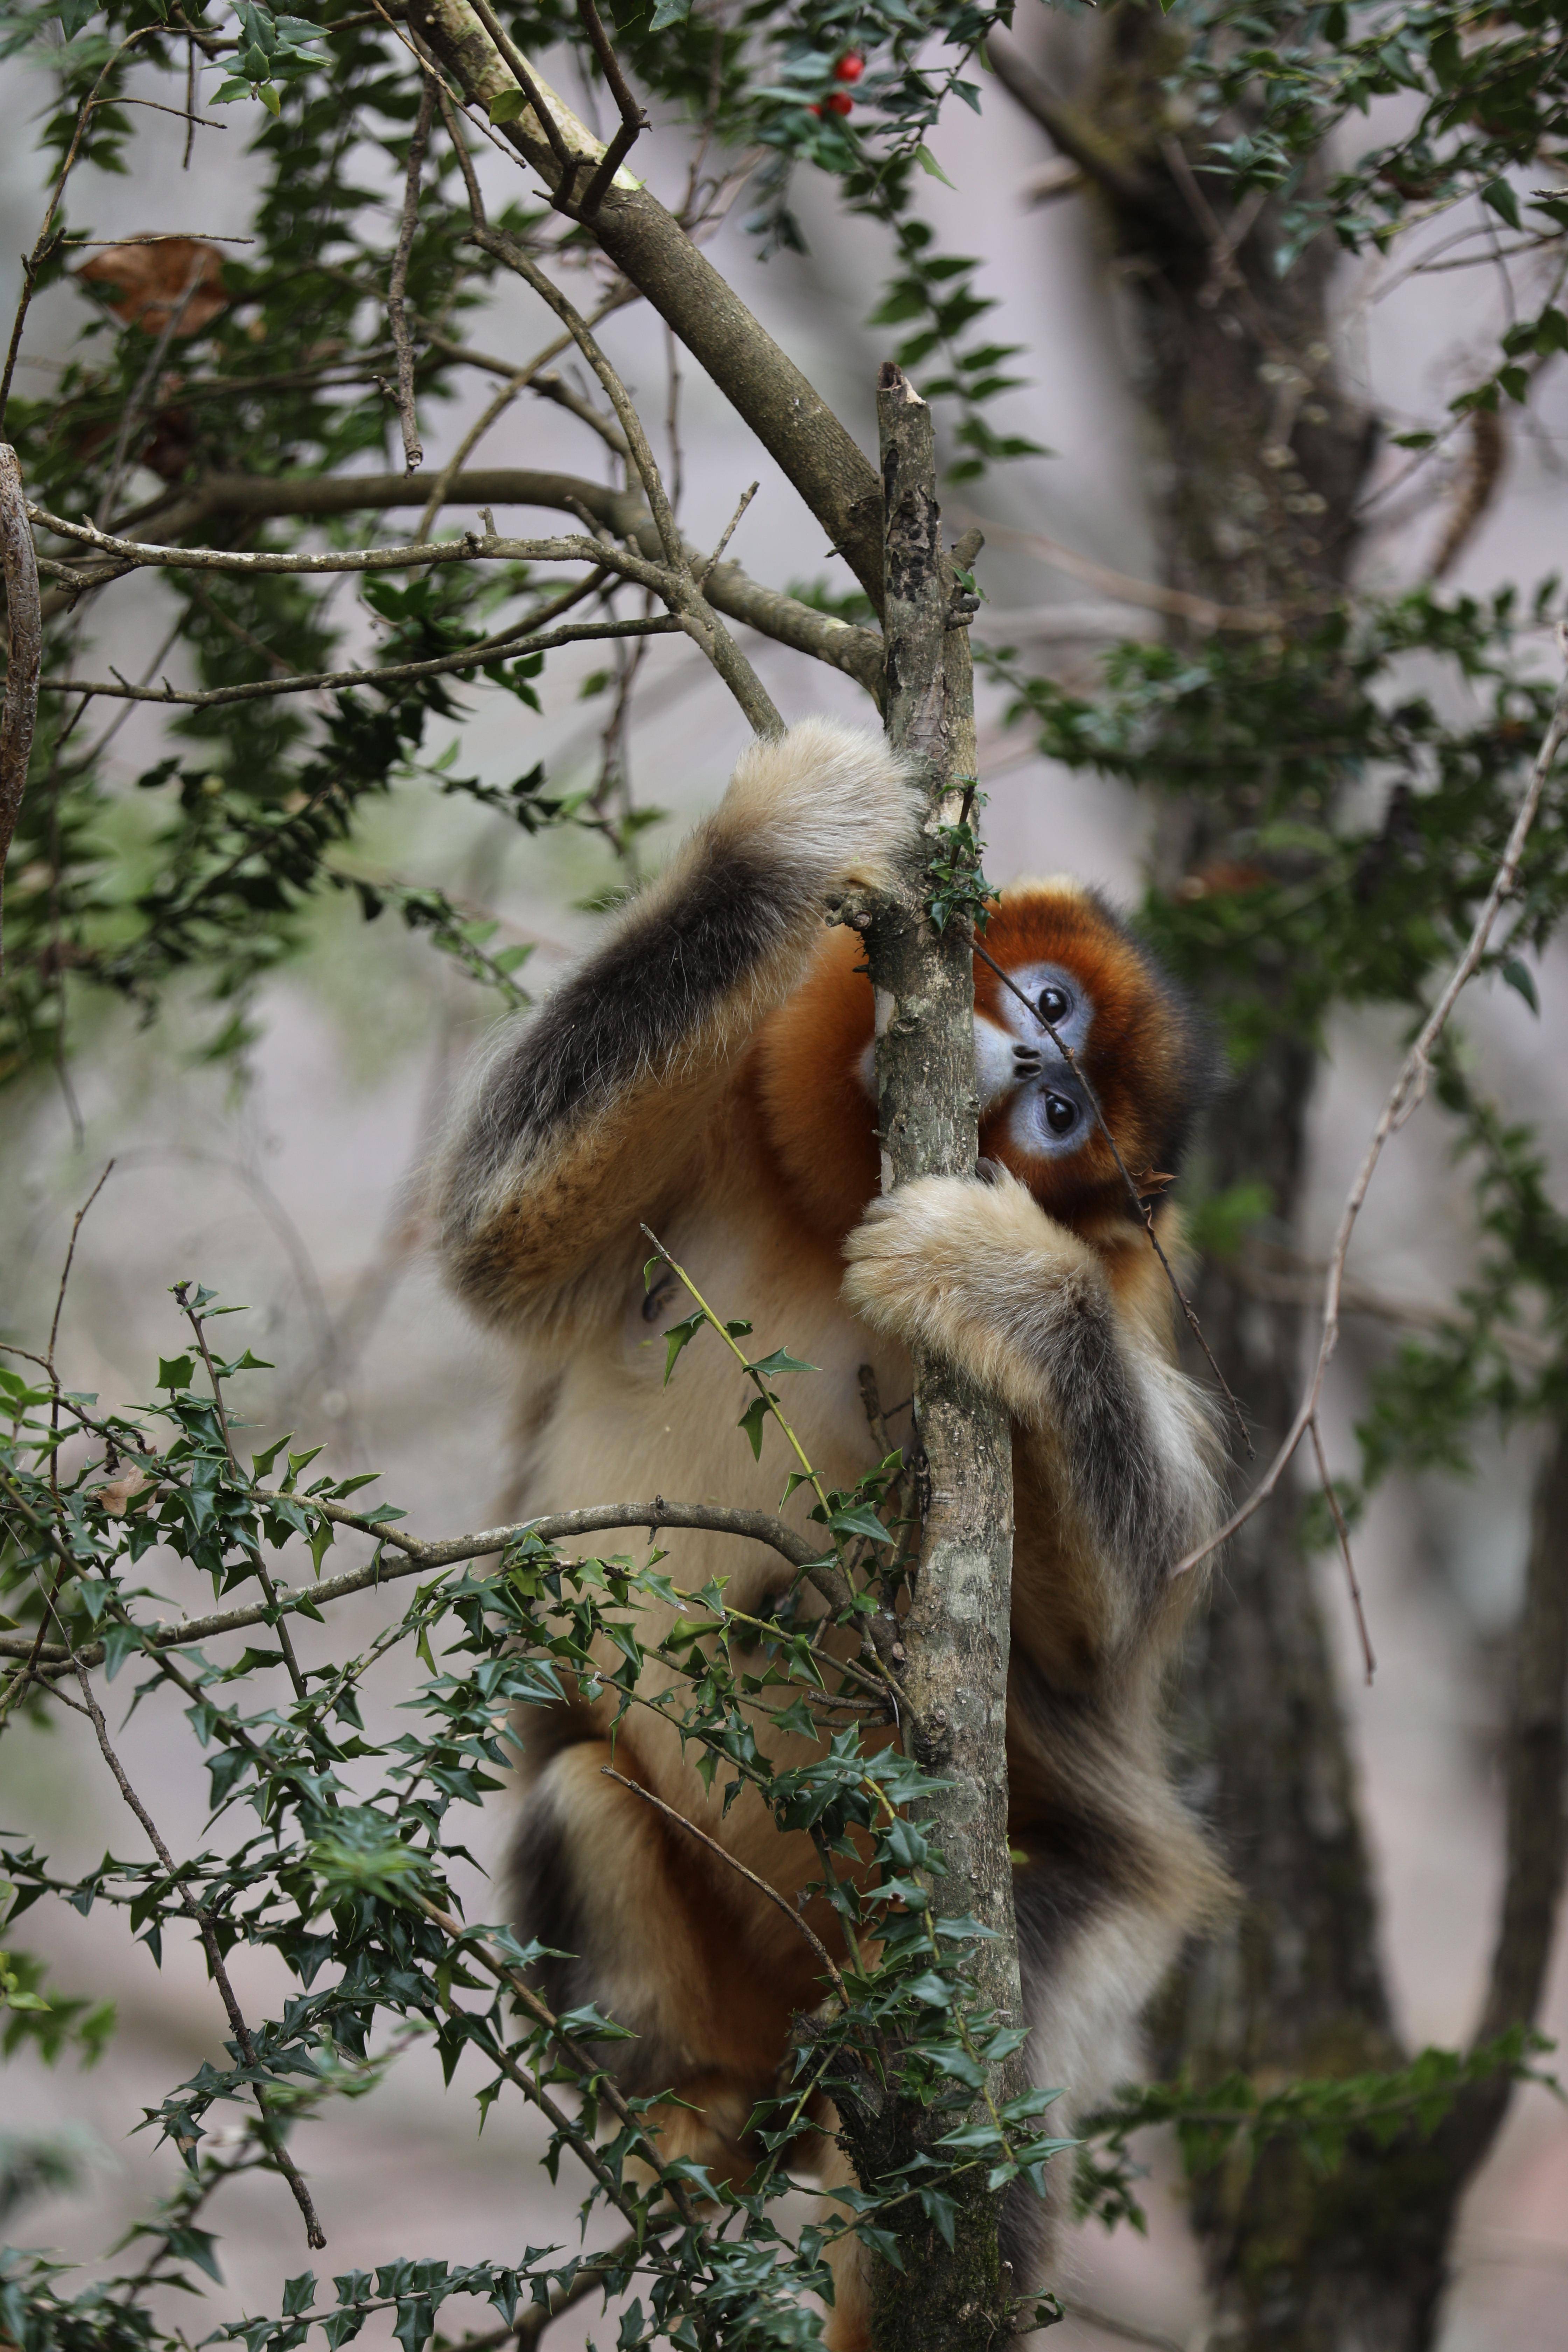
[{"x1": 878, "y1": 362, "x2": 946, "y2": 767}]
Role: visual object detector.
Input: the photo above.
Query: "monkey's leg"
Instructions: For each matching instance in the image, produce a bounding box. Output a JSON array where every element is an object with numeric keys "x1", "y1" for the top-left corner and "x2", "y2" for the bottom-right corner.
[{"x1": 510, "y1": 1737, "x2": 797, "y2": 2188}]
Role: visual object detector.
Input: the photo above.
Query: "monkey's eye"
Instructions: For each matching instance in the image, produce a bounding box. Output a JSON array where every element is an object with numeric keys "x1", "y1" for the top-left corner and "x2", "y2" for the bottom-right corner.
[
  {"x1": 1044, "y1": 1092, "x2": 1079, "y2": 1136},
  {"x1": 1037, "y1": 984, "x2": 1071, "y2": 1027}
]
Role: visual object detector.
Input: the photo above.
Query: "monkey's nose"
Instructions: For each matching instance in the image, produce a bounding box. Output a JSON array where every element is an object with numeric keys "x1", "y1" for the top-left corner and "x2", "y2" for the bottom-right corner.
[{"x1": 1013, "y1": 1044, "x2": 1043, "y2": 1077}]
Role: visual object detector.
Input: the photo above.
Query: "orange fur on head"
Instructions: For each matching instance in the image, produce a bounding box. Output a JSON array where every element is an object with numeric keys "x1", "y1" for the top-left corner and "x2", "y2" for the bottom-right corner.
[
  {"x1": 749, "y1": 886, "x2": 1208, "y2": 1247},
  {"x1": 975, "y1": 884, "x2": 1208, "y2": 1233},
  {"x1": 747, "y1": 923, "x2": 878, "y2": 1244}
]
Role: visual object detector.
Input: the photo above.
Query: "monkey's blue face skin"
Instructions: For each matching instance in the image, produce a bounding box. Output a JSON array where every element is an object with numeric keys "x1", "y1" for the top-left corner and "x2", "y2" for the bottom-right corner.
[{"x1": 975, "y1": 960, "x2": 1095, "y2": 1160}]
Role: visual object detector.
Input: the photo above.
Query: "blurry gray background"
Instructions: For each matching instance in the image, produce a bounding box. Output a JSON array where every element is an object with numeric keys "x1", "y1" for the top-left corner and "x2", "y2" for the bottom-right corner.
[{"x1": 2, "y1": 7, "x2": 1567, "y2": 2345}]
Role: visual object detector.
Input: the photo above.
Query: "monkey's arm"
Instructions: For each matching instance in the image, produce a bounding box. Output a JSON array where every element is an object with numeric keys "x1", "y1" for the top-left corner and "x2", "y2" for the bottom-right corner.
[
  {"x1": 439, "y1": 720, "x2": 919, "y2": 1327},
  {"x1": 841, "y1": 1168, "x2": 1221, "y2": 1615}
]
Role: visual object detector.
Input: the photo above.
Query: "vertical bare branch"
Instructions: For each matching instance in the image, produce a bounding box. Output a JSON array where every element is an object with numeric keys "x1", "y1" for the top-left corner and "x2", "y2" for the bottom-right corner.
[
  {"x1": 388, "y1": 76, "x2": 437, "y2": 474},
  {"x1": 848, "y1": 363, "x2": 1021, "y2": 2350},
  {"x1": 0, "y1": 443, "x2": 41, "y2": 978}
]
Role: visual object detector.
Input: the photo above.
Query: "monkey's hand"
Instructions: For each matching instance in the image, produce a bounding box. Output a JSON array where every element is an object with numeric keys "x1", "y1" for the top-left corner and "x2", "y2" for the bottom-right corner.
[
  {"x1": 844, "y1": 1166, "x2": 1222, "y2": 1590},
  {"x1": 841, "y1": 1167, "x2": 1101, "y2": 1422},
  {"x1": 715, "y1": 716, "x2": 924, "y2": 896}
]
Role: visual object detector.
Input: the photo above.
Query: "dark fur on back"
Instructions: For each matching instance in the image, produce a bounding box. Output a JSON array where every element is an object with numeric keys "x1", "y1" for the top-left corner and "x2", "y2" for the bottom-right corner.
[{"x1": 451, "y1": 840, "x2": 801, "y2": 1206}]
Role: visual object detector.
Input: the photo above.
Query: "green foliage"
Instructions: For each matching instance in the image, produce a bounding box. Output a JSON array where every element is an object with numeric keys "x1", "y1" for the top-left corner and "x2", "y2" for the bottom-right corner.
[
  {"x1": 3, "y1": 1304, "x2": 1553, "y2": 2339},
  {"x1": 0, "y1": 1300, "x2": 1061, "y2": 2346},
  {"x1": 0, "y1": 1947, "x2": 115, "y2": 2067},
  {"x1": 924, "y1": 780, "x2": 995, "y2": 934},
  {"x1": 982, "y1": 581, "x2": 1568, "y2": 1058},
  {"x1": 1178, "y1": 0, "x2": 1568, "y2": 314},
  {"x1": 1075, "y1": 2026, "x2": 1561, "y2": 2233}
]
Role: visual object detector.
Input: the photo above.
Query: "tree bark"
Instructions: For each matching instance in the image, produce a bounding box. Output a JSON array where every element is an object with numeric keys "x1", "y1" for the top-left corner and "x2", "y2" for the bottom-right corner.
[{"x1": 834, "y1": 366, "x2": 1022, "y2": 2352}]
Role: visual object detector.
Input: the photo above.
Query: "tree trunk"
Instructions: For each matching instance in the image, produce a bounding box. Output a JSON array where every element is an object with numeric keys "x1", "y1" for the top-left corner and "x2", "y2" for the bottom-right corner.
[{"x1": 835, "y1": 365, "x2": 1023, "y2": 2352}]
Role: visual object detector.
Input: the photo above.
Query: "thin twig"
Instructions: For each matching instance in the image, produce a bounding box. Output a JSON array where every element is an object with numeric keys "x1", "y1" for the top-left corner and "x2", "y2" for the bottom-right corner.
[
  {"x1": 411, "y1": 1892, "x2": 706, "y2": 2232},
  {"x1": 1234, "y1": 1244, "x2": 1557, "y2": 1372},
  {"x1": 465, "y1": 223, "x2": 784, "y2": 735},
  {"x1": 464, "y1": 0, "x2": 583, "y2": 198},
  {"x1": 99, "y1": 255, "x2": 214, "y2": 526},
  {"x1": 961, "y1": 511, "x2": 1287, "y2": 636},
  {"x1": 39, "y1": 614, "x2": 682, "y2": 707},
  {"x1": 413, "y1": 304, "x2": 626, "y2": 542},
  {"x1": 0, "y1": 1498, "x2": 830, "y2": 1671},
  {"x1": 664, "y1": 321, "x2": 683, "y2": 516},
  {"x1": 0, "y1": 1166, "x2": 115, "y2": 1731},
  {"x1": 1309, "y1": 1412, "x2": 1376, "y2": 1684},
  {"x1": 182, "y1": 33, "x2": 198, "y2": 169},
  {"x1": 0, "y1": 444, "x2": 42, "y2": 975},
  {"x1": 61, "y1": 233, "x2": 254, "y2": 248},
  {"x1": 1059, "y1": 2301, "x2": 1186, "y2": 2352},
  {"x1": 388, "y1": 76, "x2": 436, "y2": 472},
  {"x1": 971, "y1": 935, "x2": 1251, "y2": 1452},
  {"x1": 173, "y1": 1280, "x2": 308, "y2": 1703},
  {"x1": 600, "y1": 1764, "x2": 848, "y2": 2003},
  {"x1": 1175, "y1": 627, "x2": 1568, "y2": 1576},
  {"x1": 572, "y1": 0, "x2": 648, "y2": 219},
  {"x1": 32, "y1": 501, "x2": 592, "y2": 575},
  {"x1": 0, "y1": 23, "x2": 162, "y2": 430},
  {"x1": 466, "y1": 227, "x2": 681, "y2": 566},
  {"x1": 433, "y1": 75, "x2": 486, "y2": 219},
  {"x1": 531, "y1": 368, "x2": 631, "y2": 455},
  {"x1": 48, "y1": 1162, "x2": 114, "y2": 1370},
  {"x1": 66, "y1": 1648, "x2": 326, "y2": 2246},
  {"x1": 695, "y1": 481, "x2": 759, "y2": 589}
]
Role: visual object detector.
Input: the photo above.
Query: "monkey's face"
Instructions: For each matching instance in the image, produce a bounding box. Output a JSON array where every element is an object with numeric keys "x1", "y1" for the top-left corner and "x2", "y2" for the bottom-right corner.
[
  {"x1": 974, "y1": 958, "x2": 1095, "y2": 1158},
  {"x1": 973, "y1": 884, "x2": 1209, "y2": 1232},
  {"x1": 750, "y1": 881, "x2": 1209, "y2": 1250}
]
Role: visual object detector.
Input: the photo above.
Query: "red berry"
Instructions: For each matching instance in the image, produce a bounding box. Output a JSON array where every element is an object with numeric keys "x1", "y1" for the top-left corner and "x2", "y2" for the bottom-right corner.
[
  {"x1": 807, "y1": 101, "x2": 822, "y2": 115},
  {"x1": 834, "y1": 52, "x2": 864, "y2": 81},
  {"x1": 825, "y1": 90, "x2": 854, "y2": 113}
]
